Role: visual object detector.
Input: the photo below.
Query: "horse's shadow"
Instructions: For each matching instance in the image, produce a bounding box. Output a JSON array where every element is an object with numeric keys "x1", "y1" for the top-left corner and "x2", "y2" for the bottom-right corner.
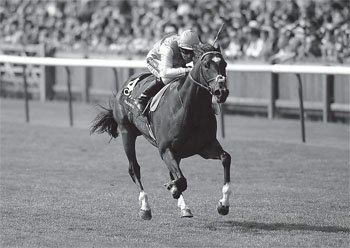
[{"x1": 203, "y1": 220, "x2": 350, "y2": 234}]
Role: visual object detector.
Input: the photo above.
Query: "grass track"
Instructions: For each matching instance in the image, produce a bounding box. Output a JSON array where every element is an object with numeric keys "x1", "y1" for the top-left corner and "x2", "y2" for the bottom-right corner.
[{"x1": 0, "y1": 99, "x2": 349, "y2": 247}]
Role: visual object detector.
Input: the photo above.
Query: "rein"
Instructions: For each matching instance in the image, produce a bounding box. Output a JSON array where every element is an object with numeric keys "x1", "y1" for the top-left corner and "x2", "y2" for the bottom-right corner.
[{"x1": 188, "y1": 73, "x2": 212, "y2": 94}]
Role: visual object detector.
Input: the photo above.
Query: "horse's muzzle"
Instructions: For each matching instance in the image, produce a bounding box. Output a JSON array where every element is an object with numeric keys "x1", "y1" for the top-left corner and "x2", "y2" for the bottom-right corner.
[
  {"x1": 213, "y1": 77, "x2": 229, "y2": 103},
  {"x1": 214, "y1": 89, "x2": 229, "y2": 103}
]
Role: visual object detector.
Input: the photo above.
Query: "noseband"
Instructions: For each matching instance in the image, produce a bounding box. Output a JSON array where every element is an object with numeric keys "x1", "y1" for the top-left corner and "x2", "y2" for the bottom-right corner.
[{"x1": 188, "y1": 51, "x2": 226, "y2": 95}]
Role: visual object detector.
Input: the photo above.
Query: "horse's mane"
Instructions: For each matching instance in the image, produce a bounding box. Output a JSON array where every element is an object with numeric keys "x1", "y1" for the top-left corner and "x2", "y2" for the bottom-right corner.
[{"x1": 193, "y1": 43, "x2": 217, "y2": 64}]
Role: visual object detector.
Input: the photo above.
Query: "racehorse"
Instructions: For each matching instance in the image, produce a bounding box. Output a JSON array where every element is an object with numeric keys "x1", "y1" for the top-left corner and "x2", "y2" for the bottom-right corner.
[{"x1": 90, "y1": 43, "x2": 231, "y2": 220}]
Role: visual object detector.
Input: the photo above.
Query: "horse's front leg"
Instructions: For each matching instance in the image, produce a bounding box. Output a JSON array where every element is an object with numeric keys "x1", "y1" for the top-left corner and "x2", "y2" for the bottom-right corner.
[
  {"x1": 161, "y1": 148, "x2": 187, "y2": 199},
  {"x1": 168, "y1": 172, "x2": 193, "y2": 218},
  {"x1": 199, "y1": 139, "x2": 232, "y2": 216}
]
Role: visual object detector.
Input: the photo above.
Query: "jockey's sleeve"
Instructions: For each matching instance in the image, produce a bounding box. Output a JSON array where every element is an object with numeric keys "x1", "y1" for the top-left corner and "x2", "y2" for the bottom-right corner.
[{"x1": 159, "y1": 45, "x2": 191, "y2": 84}]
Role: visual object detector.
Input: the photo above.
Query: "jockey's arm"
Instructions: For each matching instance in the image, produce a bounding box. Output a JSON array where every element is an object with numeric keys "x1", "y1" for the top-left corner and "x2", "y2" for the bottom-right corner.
[{"x1": 159, "y1": 46, "x2": 191, "y2": 84}]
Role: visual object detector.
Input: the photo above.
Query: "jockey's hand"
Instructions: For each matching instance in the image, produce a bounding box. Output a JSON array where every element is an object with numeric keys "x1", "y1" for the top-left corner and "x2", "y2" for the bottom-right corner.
[
  {"x1": 184, "y1": 68, "x2": 192, "y2": 74},
  {"x1": 186, "y1": 61, "x2": 193, "y2": 68}
]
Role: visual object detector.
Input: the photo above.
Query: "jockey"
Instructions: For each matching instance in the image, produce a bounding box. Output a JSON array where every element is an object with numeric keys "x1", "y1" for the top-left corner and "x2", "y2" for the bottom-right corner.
[{"x1": 136, "y1": 29, "x2": 200, "y2": 115}]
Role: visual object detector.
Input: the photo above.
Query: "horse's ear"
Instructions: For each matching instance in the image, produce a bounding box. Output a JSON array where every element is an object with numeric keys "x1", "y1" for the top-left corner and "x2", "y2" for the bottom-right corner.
[{"x1": 193, "y1": 44, "x2": 203, "y2": 63}]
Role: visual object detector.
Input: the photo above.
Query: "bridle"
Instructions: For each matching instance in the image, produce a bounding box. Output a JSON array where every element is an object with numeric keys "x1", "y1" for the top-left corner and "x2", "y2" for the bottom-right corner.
[{"x1": 188, "y1": 51, "x2": 226, "y2": 95}]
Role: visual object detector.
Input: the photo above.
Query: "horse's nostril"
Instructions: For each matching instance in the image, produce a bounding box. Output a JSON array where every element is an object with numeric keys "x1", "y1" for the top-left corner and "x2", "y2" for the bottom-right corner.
[
  {"x1": 214, "y1": 90, "x2": 221, "y2": 96},
  {"x1": 217, "y1": 75, "x2": 225, "y2": 81}
]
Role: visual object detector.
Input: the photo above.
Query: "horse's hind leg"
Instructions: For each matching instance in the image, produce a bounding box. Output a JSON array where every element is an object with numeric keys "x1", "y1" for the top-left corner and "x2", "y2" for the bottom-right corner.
[
  {"x1": 199, "y1": 139, "x2": 232, "y2": 216},
  {"x1": 120, "y1": 125, "x2": 152, "y2": 220}
]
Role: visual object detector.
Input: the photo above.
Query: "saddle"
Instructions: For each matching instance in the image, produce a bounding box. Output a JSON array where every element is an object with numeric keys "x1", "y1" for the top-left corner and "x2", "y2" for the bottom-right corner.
[
  {"x1": 122, "y1": 73, "x2": 170, "y2": 116},
  {"x1": 121, "y1": 72, "x2": 172, "y2": 141}
]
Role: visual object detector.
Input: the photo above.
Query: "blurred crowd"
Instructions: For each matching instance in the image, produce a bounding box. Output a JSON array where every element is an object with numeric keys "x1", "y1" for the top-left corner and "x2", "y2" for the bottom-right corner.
[{"x1": 1, "y1": 0, "x2": 349, "y2": 63}]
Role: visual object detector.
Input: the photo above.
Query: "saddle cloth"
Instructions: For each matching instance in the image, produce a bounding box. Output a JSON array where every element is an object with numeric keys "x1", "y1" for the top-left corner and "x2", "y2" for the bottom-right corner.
[
  {"x1": 122, "y1": 72, "x2": 172, "y2": 114},
  {"x1": 149, "y1": 83, "x2": 171, "y2": 112}
]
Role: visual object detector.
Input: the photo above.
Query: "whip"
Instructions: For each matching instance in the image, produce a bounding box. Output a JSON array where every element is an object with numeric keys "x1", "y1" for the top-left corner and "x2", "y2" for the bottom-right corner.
[{"x1": 212, "y1": 23, "x2": 225, "y2": 46}]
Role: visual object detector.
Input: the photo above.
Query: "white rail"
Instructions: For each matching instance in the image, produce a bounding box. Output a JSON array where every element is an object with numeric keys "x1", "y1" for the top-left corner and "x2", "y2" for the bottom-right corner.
[
  {"x1": 1, "y1": 55, "x2": 350, "y2": 74},
  {"x1": 227, "y1": 63, "x2": 350, "y2": 75},
  {"x1": 0, "y1": 55, "x2": 146, "y2": 68}
]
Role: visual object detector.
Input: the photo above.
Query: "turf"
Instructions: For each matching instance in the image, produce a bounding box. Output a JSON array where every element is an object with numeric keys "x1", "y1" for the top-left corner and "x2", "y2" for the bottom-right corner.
[{"x1": 0, "y1": 99, "x2": 349, "y2": 247}]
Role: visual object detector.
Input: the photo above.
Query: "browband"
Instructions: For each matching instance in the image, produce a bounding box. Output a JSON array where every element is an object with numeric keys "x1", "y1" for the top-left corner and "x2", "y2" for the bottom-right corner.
[{"x1": 200, "y1": 51, "x2": 221, "y2": 60}]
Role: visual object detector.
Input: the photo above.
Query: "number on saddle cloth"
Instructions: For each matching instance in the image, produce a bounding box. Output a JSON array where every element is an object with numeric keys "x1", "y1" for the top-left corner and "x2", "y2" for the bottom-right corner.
[{"x1": 122, "y1": 72, "x2": 153, "y2": 98}]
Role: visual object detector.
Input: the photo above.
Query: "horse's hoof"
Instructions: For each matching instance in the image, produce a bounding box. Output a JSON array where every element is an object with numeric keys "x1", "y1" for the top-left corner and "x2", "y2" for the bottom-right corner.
[
  {"x1": 217, "y1": 202, "x2": 229, "y2": 216},
  {"x1": 139, "y1": 209, "x2": 152, "y2": 220},
  {"x1": 181, "y1": 208, "x2": 193, "y2": 218}
]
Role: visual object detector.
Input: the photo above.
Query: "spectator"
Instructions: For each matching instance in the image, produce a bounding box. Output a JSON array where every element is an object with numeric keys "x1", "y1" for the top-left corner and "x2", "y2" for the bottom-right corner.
[
  {"x1": 259, "y1": 25, "x2": 277, "y2": 60},
  {"x1": 243, "y1": 21, "x2": 265, "y2": 59},
  {"x1": 269, "y1": 27, "x2": 298, "y2": 64},
  {"x1": 321, "y1": 25, "x2": 337, "y2": 62},
  {"x1": 0, "y1": 0, "x2": 349, "y2": 63},
  {"x1": 224, "y1": 30, "x2": 243, "y2": 60}
]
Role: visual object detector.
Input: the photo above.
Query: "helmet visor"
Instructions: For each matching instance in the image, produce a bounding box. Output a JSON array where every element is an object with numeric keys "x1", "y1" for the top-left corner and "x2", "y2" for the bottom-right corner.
[{"x1": 180, "y1": 47, "x2": 194, "y2": 55}]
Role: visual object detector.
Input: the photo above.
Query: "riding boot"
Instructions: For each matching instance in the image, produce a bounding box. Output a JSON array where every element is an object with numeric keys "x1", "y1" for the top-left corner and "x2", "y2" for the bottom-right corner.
[{"x1": 137, "y1": 78, "x2": 164, "y2": 115}]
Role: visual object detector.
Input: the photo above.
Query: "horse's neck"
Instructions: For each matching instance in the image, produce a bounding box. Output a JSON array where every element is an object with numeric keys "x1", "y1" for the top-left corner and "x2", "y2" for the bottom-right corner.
[{"x1": 179, "y1": 72, "x2": 212, "y2": 117}]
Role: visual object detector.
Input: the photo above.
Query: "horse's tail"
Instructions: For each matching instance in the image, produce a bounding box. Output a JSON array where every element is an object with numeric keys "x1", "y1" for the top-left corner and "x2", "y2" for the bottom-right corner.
[{"x1": 90, "y1": 100, "x2": 119, "y2": 139}]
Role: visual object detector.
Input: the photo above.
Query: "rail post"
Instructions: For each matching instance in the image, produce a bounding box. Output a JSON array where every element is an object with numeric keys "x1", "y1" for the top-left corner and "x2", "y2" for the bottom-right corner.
[
  {"x1": 268, "y1": 72, "x2": 278, "y2": 119},
  {"x1": 323, "y1": 74, "x2": 333, "y2": 123},
  {"x1": 83, "y1": 65, "x2": 91, "y2": 103},
  {"x1": 112, "y1": 68, "x2": 119, "y2": 92},
  {"x1": 22, "y1": 65, "x2": 30, "y2": 123},
  {"x1": 296, "y1": 73, "x2": 305, "y2": 143},
  {"x1": 65, "y1": 66, "x2": 73, "y2": 126},
  {"x1": 83, "y1": 43, "x2": 90, "y2": 103}
]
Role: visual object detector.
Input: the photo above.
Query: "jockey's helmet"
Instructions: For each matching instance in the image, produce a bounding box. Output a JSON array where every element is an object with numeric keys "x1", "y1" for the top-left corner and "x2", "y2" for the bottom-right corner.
[{"x1": 178, "y1": 30, "x2": 200, "y2": 50}]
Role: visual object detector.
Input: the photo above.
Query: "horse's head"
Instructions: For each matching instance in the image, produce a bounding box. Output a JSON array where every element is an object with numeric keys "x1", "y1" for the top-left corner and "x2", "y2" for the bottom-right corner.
[{"x1": 191, "y1": 43, "x2": 229, "y2": 103}]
